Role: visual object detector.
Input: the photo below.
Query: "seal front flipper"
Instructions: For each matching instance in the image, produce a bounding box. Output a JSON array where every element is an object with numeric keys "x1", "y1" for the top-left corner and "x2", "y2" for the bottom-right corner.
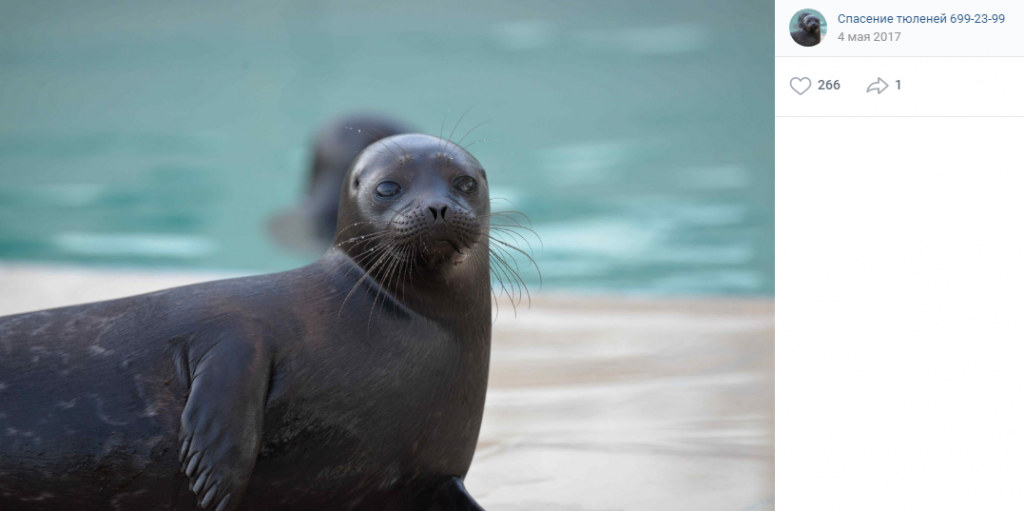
[
  {"x1": 430, "y1": 477, "x2": 487, "y2": 511},
  {"x1": 177, "y1": 332, "x2": 274, "y2": 511}
]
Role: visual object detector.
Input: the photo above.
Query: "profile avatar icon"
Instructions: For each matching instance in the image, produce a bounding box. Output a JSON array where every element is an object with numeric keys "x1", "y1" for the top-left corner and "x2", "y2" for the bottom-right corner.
[{"x1": 791, "y1": 10, "x2": 824, "y2": 47}]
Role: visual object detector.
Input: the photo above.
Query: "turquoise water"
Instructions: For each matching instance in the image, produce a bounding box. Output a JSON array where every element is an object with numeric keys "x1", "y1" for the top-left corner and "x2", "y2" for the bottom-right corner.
[{"x1": 0, "y1": 0, "x2": 773, "y2": 296}]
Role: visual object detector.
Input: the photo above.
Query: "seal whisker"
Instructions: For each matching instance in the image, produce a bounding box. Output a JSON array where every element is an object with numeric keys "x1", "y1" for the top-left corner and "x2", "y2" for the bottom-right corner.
[
  {"x1": 336, "y1": 217, "x2": 399, "y2": 256},
  {"x1": 370, "y1": 243, "x2": 407, "y2": 325},
  {"x1": 487, "y1": 246, "x2": 521, "y2": 299},
  {"x1": 488, "y1": 237, "x2": 522, "y2": 274},
  {"x1": 490, "y1": 225, "x2": 536, "y2": 250},
  {"x1": 484, "y1": 209, "x2": 531, "y2": 222},
  {"x1": 366, "y1": 250, "x2": 390, "y2": 324},
  {"x1": 490, "y1": 247, "x2": 529, "y2": 306},
  {"x1": 455, "y1": 119, "x2": 492, "y2": 147},
  {"x1": 369, "y1": 146, "x2": 402, "y2": 164},
  {"x1": 484, "y1": 221, "x2": 539, "y2": 245},
  {"x1": 444, "y1": 106, "x2": 473, "y2": 154},
  {"x1": 332, "y1": 248, "x2": 388, "y2": 298},
  {"x1": 371, "y1": 127, "x2": 409, "y2": 157},
  {"x1": 347, "y1": 237, "x2": 398, "y2": 267},
  {"x1": 343, "y1": 242, "x2": 391, "y2": 268},
  {"x1": 484, "y1": 215, "x2": 529, "y2": 230},
  {"x1": 488, "y1": 233, "x2": 534, "y2": 303},
  {"x1": 490, "y1": 222, "x2": 543, "y2": 248},
  {"x1": 438, "y1": 109, "x2": 450, "y2": 152},
  {"x1": 342, "y1": 233, "x2": 393, "y2": 246},
  {"x1": 387, "y1": 246, "x2": 406, "y2": 291},
  {"x1": 367, "y1": 246, "x2": 399, "y2": 329},
  {"x1": 483, "y1": 241, "x2": 502, "y2": 323},
  {"x1": 489, "y1": 252, "x2": 524, "y2": 314},
  {"x1": 336, "y1": 230, "x2": 391, "y2": 249},
  {"x1": 397, "y1": 243, "x2": 417, "y2": 307},
  {"x1": 489, "y1": 227, "x2": 537, "y2": 256},
  {"x1": 487, "y1": 251, "x2": 517, "y2": 317},
  {"x1": 343, "y1": 125, "x2": 400, "y2": 162},
  {"x1": 489, "y1": 279, "x2": 502, "y2": 323},
  {"x1": 462, "y1": 138, "x2": 493, "y2": 150},
  {"x1": 333, "y1": 221, "x2": 389, "y2": 245},
  {"x1": 335, "y1": 221, "x2": 382, "y2": 233},
  {"x1": 483, "y1": 210, "x2": 534, "y2": 227},
  {"x1": 337, "y1": 247, "x2": 392, "y2": 314},
  {"x1": 490, "y1": 250, "x2": 528, "y2": 307},
  {"x1": 488, "y1": 237, "x2": 542, "y2": 286},
  {"x1": 483, "y1": 215, "x2": 543, "y2": 249},
  {"x1": 489, "y1": 256, "x2": 519, "y2": 310},
  {"x1": 496, "y1": 257, "x2": 530, "y2": 311},
  {"x1": 378, "y1": 139, "x2": 405, "y2": 162},
  {"x1": 338, "y1": 239, "x2": 399, "y2": 317},
  {"x1": 395, "y1": 244, "x2": 413, "y2": 306},
  {"x1": 335, "y1": 239, "x2": 395, "y2": 270}
]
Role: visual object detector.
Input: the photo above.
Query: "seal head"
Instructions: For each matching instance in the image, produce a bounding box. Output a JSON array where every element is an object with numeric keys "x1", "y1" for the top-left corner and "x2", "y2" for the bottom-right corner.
[
  {"x1": 800, "y1": 13, "x2": 821, "y2": 37},
  {"x1": 335, "y1": 134, "x2": 490, "y2": 314}
]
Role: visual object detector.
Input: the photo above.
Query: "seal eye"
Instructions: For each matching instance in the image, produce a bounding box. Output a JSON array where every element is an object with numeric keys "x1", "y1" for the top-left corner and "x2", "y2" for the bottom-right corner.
[
  {"x1": 454, "y1": 176, "x2": 478, "y2": 194},
  {"x1": 375, "y1": 181, "x2": 402, "y2": 199}
]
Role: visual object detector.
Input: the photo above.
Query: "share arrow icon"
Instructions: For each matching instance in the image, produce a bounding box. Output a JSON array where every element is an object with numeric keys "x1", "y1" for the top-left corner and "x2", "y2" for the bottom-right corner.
[{"x1": 867, "y1": 78, "x2": 889, "y2": 94}]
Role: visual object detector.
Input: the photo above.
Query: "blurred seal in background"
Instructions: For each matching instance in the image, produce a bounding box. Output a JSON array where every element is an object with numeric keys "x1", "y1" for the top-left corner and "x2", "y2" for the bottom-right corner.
[
  {"x1": 791, "y1": 12, "x2": 822, "y2": 47},
  {"x1": 269, "y1": 114, "x2": 412, "y2": 253}
]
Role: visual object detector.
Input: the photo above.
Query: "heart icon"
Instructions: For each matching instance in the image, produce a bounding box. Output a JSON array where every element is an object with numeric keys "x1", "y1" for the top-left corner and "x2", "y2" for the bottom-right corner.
[{"x1": 790, "y1": 77, "x2": 811, "y2": 95}]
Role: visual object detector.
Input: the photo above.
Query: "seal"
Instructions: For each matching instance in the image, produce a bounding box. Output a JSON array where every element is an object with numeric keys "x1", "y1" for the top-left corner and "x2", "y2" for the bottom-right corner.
[
  {"x1": 790, "y1": 12, "x2": 822, "y2": 47},
  {"x1": 0, "y1": 134, "x2": 493, "y2": 511},
  {"x1": 269, "y1": 114, "x2": 411, "y2": 253}
]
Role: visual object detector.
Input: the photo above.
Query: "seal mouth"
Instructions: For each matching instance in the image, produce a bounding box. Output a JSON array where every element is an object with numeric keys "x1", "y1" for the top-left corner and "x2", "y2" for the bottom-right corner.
[
  {"x1": 434, "y1": 239, "x2": 460, "y2": 251},
  {"x1": 384, "y1": 204, "x2": 480, "y2": 267},
  {"x1": 426, "y1": 238, "x2": 462, "y2": 255},
  {"x1": 421, "y1": 237, "x2": 471, "y2": 266}
]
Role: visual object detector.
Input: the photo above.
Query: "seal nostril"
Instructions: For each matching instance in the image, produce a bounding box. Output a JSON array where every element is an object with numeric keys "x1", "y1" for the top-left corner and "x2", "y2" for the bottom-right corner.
[{"x1": 426, "y1": 202, "x2": 449, "y2": 223}]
